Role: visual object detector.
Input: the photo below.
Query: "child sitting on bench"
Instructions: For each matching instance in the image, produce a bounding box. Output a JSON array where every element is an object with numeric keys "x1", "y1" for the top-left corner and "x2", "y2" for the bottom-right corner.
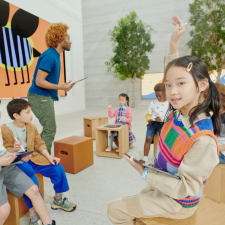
[
  {"x1": 0, "y1": 111, "x2": 55, "y2": 225},
  {"x1": 105, "y1": 93, "x2": 136, "y2": 152},
  {"x1": 108, "y1": 16, "x2": 220, "y2": 225},
  {"x1": 1, "y1": 100, "x2": 76, "y2": 224}
]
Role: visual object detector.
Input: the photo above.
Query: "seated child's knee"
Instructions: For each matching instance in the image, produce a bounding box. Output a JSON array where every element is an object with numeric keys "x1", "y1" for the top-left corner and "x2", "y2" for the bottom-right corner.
[
  {"x1": 107, "y1": 200, "x2": 119, "y2": 219},
  {"x1": 28, "y1": 184, "x2": 39, "y2": 196},
  {"x1": 0, "y1": 203, "x2": 11, "y2": 219},
  {"x1": 146, "y1": 136, "x2": 152, "y2": 143}
]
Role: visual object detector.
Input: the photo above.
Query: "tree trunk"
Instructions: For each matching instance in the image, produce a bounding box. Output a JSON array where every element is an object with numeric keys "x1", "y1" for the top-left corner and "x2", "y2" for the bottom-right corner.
[
  {"x1": 216, "y1": 57, "x2": 225, "y2": 83},
  {"x1": 132, "y1": 73, "x2": 136, "y2": 108}
]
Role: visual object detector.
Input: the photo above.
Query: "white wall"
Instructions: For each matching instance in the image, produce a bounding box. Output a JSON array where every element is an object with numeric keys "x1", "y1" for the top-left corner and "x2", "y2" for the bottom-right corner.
[
  {"x1": 0, "y1": 0, "x2": 85, "y2": 124},
  {"x1": 82, "y1": 0, "x2": 193, "y2": 107}
]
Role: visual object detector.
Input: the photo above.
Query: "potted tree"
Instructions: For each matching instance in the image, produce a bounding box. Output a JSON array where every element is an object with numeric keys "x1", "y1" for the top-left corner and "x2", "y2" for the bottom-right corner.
[
  {"x1": 105, "y1": 11, "x2": 155, "y2": 107},
  {"x1": 187, "y1": 0, "x2": 225, "y2": 82}
]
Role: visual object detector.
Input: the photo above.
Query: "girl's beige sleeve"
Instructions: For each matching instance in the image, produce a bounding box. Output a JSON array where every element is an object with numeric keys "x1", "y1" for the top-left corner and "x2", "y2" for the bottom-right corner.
[
  {"x1": 164, "y1": 52, "x2": 179, "y2": 71},
  {"x1": 146, "y1": 135, "x2": 219, "y2": 199}
]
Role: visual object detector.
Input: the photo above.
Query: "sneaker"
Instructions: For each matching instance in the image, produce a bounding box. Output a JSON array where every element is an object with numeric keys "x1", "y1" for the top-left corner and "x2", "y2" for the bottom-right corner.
[
  {"x1": 29, "y1": 218, "x2": 42, "y2": 225},
  {"x1": 52, "y1": 220, "x2": 56, "y2": 225},
  {"x1": 51, "y1": 197, "x2": 77, "y2": 212},
  {"x1": 105, "y1": 146, "x2": 112, "y2": 151},
  {"x1": 116, "y1": 148, "x2": 119, "y2": 153}
]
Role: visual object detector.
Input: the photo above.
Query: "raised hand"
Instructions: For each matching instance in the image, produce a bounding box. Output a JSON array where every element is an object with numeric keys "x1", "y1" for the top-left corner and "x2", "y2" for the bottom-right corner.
[
  {"x1": 108, "y1": 103, "x2": 112, "y2": 108},
  {"x1": 171, "y1": 16, "x2": 186, "y2": 42},
  {"x1": 169, "y1": 16, "x2": 186, "y2": 55}
]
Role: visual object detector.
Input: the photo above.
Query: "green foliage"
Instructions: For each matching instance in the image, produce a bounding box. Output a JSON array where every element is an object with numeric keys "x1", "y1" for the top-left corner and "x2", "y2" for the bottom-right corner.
[
  {"x1": 187, "y1": 0, "x2": 225, "y2": 78},
  {"x1": 105, "y1": 11, "x2": 155, "y2": 81}
]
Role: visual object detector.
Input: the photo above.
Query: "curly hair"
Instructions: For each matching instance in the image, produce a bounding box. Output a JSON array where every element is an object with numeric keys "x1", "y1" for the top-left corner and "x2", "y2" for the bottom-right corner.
[
  {"x1": 154, "y1": 83, "x2": 165, "y2": 92},
  {"x1": 45, "y1": 23, "x2": 69, "y2": 48}
]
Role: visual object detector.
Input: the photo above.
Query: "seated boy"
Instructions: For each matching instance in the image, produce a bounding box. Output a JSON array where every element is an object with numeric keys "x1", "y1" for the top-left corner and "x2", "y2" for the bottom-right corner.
[
  {"x1": 140, "y1": 83, "x2": 168, "y2": 164},
  {"x1": 1, "y1": 99, "x2": 76, "y2": 222},
  {"x1": 0, "y1": 111, "x2": 55, "y2": 225}
]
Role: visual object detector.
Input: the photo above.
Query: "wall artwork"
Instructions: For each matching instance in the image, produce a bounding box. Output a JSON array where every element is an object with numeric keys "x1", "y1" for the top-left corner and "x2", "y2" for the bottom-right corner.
[
  {"x1": 0, "y1": 0, "x2": 66, "y2": 99},
  {"x1": 141, "y1": 70, "x2": 225, "y2": 100}
]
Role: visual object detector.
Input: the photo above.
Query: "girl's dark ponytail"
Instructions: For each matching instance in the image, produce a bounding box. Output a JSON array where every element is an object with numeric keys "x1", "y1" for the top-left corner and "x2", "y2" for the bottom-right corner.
[{"x1": 195, "y1": 80, "x2": 221, "y2": 136}]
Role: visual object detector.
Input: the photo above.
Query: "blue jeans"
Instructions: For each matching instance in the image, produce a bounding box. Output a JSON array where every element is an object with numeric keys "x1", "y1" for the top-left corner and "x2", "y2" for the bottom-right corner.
[
  {"x1": 219, "y1": 152, "x2": 225, "y2": 163},
  {"x1": 16, "y1": 160, "x2": 69, "y2": 209},
  {"x1": 146, "y1": 123, "x2": 163, "y2": 138}
]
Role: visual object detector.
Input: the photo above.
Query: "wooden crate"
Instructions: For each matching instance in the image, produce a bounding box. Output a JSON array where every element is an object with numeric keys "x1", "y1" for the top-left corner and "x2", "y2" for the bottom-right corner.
[
  {"x1": 5, "y1": 173, "x2": 44, "y2": 225},
  {"x1": 136, "y1": 195, "x2": 225, "y2": 225},
  {"x1": 96, "y1": 124, "x2": 129, "y2": 159},
  {"x1": 153, "y1": 131, "x2": 159, "y2": 157},
  {"x1": 203, "y1": 163, "x2": 225, "y2": 204},
  {"x1": 83, "y1": 116, "x2": 108, "y2": 139},
  {"x1": 54, "y1": 136, "x2": 93, "y2": 174}
]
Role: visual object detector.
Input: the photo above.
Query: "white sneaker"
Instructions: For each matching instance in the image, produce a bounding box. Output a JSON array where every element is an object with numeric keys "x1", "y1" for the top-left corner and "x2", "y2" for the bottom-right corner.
[
  {"x1": 116, "y1": 148, "x2": 119, "y2": 153},
  {"x1": 29, "y1": 218, "x2": 43, "y2": 225},
  {"x1": 105, "y1": 146, "x2": 112, "y2": 151}
]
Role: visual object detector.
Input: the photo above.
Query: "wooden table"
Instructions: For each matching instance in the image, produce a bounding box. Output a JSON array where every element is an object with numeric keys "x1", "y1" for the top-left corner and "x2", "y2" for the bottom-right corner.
[{"x1": 96, "y1": 124, "x2": 129, "y2": 159}]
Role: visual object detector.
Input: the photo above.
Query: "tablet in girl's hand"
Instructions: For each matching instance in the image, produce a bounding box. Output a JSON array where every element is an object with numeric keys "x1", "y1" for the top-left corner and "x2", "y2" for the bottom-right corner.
[
  {"x1": 123, "y1": 153, "x2": 180, "y2": 180},
  {"x1": 123, "y1": 153, "x2": 143, "y2": 165}
]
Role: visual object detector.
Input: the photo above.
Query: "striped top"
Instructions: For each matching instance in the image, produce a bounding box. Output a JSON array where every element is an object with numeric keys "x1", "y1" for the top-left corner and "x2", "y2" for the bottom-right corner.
[{"x1": 154, "y1": 111, "x2": 218, "y2": 208}]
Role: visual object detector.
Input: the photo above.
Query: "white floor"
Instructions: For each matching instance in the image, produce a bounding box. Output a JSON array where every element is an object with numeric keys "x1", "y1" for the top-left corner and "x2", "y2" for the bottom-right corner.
[{"x1": 20, "y1": 106, "x2": 155, "y2": 225}]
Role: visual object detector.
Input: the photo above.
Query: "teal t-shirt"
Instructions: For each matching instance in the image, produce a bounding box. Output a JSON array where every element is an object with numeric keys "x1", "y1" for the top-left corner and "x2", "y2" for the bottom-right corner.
[{"x1": 28, "y1": 47, "x2": 61, "y2": 100}]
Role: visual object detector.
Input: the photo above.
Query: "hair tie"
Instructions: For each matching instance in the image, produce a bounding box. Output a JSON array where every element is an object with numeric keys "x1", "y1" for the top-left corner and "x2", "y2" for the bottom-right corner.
[{"x1": 186, "y1": 62, "x2": 193, "y2": 72}]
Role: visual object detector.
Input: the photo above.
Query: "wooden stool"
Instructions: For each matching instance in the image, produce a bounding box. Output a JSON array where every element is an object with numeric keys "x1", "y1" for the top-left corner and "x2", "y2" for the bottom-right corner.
[
  {"x1": 54, "y1": 136, "x2": 93, "y2": 174},
  {"x1": 136, "y1": 195, "x2": 225, "y2": 225},
  {"x1": 5, "y1": 173, "x2": 44, "y2": 225},
  {"x1": 96, "y1": 124, "x2": 129, "y2": 159},
  {"x1": 153, "y1": 131, "x2": 159, "y2": 157},
  {"x1": 83, "y1": 116, "x2": 108, "y2": 139},
  {"x1": 203, "y1": 163, "x2": 225, "y2": 204}
]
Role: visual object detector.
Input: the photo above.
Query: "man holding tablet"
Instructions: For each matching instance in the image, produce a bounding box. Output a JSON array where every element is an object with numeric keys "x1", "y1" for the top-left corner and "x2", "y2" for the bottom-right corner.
[{"x1": 28, "y1": 23, "x2": 75, "y2": 154}]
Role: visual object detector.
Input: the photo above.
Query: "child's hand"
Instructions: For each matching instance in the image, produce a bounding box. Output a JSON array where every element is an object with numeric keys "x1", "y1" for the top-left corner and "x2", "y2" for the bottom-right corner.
[
  {"x1": 108, "y1": 103, "x2": 112, "y2": 108},
  {"x1": 120, "y1": 118, "x2": 124, "y2": 122},
  {"x1": 155, "y1": 117, "x2": 161, "y2": 121},
  {"x1": 48, "y1": 156, "x2": 60, "y2": 165},
  {"x1": 0, "y1": 153, "x2": 17, "y2": 166},
  {"x1": 21, "y1": 154, "x2": 31, "y2": 162},
  {"x1": 170, "y1": 16, "x2": 186, "y2": 44},
  {"x1": 148, "y1": 121, "x2": 154, "y2": 125},
  {"x1": 123, "y1": 154, "x2": 144, "y2": 175},
  {"x1": 14, "y1": 140, "x2": 22, "y2": 152}
]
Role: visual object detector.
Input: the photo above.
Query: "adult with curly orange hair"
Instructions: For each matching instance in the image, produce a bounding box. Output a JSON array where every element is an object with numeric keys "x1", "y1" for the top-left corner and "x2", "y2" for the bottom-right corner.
[
  {"x1": 25, "y1": 23, "x2": 76, "y2": 218},
  {"x1": 28, "y1": 22, "x2": 74, "y2": 154}
]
